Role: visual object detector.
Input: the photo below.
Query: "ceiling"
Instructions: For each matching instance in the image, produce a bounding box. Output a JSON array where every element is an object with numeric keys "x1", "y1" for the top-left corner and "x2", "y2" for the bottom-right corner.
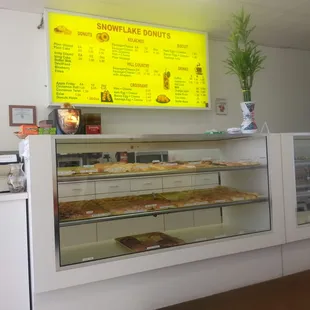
[{"x1": 2, "y1": 0, "x2": 310, "y2": 50}]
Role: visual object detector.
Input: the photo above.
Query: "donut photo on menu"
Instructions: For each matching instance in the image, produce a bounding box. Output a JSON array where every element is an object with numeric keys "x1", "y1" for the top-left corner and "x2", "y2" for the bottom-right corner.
[
  {"x1": 101, "y1": 90, "x2": 113, "y2": 103},
  {"x1": 163, "y1": 70, "x2": 170, "y2": 90},
  {"x1": 156, "y1": 94, "x2": 170, "y2": 104},
  {"x1": 96, "y1": 32, "x2": 110, "y2": 42},
  {"x1": 195, "y1": 63, "x2": 203, "y2": 75},
  {"x1": 54, "y1": 25, "x2": 72, "y2": 35}
]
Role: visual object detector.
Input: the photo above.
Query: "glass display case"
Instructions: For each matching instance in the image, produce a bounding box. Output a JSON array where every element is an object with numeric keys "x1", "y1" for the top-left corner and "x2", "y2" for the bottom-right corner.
[
  {"x1": 294, "y1": 137, "x2": 310, "y2": 226},
  {"x1": 23, "y1": 134, "x2": 286, "y2": 293},
  {"x1": 281, "y1": 133, "x2": 310, "y2": 242},
  {"x1": 53, "y1": 134, "x2": 271, "y2": 267}
]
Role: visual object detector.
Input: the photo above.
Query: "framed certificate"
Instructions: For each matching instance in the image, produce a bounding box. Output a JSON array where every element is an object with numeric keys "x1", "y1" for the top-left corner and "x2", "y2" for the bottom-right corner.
[{"x1": 9, "y1": 105, "x2": 37, "y2": 126}]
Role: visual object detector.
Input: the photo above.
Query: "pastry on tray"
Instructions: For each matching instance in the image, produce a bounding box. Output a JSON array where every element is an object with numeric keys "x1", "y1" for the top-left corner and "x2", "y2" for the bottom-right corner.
[
  {"x1": 58, "y1": 186, "x2": 260, "y2": 220},
  {"x1": 160, "y1": 186, "x2": 259, "y2": 208},
  {"x1": 98, "y1": 193, "x2": 174, "y2": 215},
  {"x1": 116, "y1": 232, "x2": 184, "y2": 252},
  {"x1": 60, "y1": 159, "x2": 261, "y2": 177},
  {"x1": 58, "y1": 202, "x2": 81, "y2": 220},
  {"x1": 59, "y1": 200, "x2": 110, "y2": 221},
  {"x1": 110, "y1": 205, "x2": 147, "y2": 215},
  {"x1": 212, "y1": 160, "x2": 260, "y2": 167}
]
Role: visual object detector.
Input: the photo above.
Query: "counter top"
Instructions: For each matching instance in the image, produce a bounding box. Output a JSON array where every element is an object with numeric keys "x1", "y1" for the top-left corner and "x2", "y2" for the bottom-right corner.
[{"x1": 0, "y1": 192, "x2": 28, "y2": 202}]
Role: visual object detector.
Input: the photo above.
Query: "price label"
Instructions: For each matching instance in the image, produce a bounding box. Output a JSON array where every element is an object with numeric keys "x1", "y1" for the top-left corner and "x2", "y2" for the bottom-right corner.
[
  {"x1": 146, "y1": 245, "x2": 160, "y2": 250},
  {"x1": 194, "y1": 237, "x2": 207, "y2": 242},
  {"x1": 82, "y1": 257, "x2": 94, "y2": 262},
  {"x1": 214, "y1": 234, "x2": 226, "y2": 239}
]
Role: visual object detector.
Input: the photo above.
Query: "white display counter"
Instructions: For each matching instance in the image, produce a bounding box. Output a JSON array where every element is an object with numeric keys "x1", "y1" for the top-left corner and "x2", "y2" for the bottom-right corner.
[
  {"x1": 23, "y1": 134, "x2": 286, "y2": 295},
  {"x1": 20, "y1": 133, "x2": 310, "y2": 310},
  {"x1": 0, "y1": 192, "x2": 30, "y2": 310}
]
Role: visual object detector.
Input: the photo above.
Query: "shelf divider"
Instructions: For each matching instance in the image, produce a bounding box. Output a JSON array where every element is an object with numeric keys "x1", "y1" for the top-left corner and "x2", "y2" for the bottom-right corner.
[{"x1": 58, "y1": 164, "x2": 267, "y2": 183}]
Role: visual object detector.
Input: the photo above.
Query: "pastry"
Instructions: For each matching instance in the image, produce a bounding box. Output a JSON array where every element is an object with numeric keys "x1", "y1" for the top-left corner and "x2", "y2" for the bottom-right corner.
[
  {"x1": 59, "y1": 185, "x2": 260, "y2": 220},
  {"x1": 96, "y1": 32, "x2": 110, "y2": 42},
  {"x1": 156, "y1": 94, "x2": 170, "y2": 104},
  {"x1": 54, "y1": 25, "x2": 72, "y2": 35},
  {"x1": 116, "y1": 232, "x2": 184, "y2": 252},
  {"x1": 243, "y1": 192, "x2": 259, "y2": 200},
  {"x1": 131, "y1": 164, "x2": 150, "y2": 172}
]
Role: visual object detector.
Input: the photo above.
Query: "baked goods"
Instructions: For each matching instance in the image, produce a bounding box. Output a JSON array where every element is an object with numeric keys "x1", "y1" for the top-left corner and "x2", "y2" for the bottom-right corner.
[
  {"x1": 156, "y1": 94, "x2": 170, "y2": 104},
  {"x1": 58, "y1": 186, "x2": 260, "y2": 221},
  {"x1": 116, "y1": 232, "x2": 184, "y2": 252},
  {"x1": 160, "y1": 187, "x2": 259, "y2": 208},
  {"x1": 58, "y1": 160, "x2": 261, "y2": 178},
  {"x1": 213, "y1": 161, "x2": 260, "y2": 167},
  {"x1": 54, "y1": 25, "x2": 72, "y2": 35},
  {"x1": 96, "y1": 32, "x2": 110, "y2": 42},
  {"x1": 95, "y1": 194, "x2": 173, "y2": 215},
  {"x1": 101, "y1": 90, "x2": 113, "y2": 102},
  {"x1": 59, "y1": 199, "x2": 110, "y2": 221}
]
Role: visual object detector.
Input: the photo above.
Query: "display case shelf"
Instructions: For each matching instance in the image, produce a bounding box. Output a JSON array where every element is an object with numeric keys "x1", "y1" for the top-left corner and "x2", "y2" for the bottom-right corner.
[
  {"x1": 296, "y1": 183, "x2": 310, "y2": 190},
  {"x1": 55, "y1": 133, "x2": 256, "y2": 145},
  {"x1": 297, "y1": 210, "x2": 310, "y2": 225},
  {"x1": 57, "y1": 164, "x2": 266, "y2": 183},
  {"x1": 60, "y1": 222, "x2": 270, "y2": 266},
  {"x1": 296, "y1": 191, "x2": 310, "y2": 199},
  {"x1": 59, "y1": 197, "x2": 269, "y2": 227},
  {"x1": 295, "y1": 160, "x2": 310, "y2": 167}
]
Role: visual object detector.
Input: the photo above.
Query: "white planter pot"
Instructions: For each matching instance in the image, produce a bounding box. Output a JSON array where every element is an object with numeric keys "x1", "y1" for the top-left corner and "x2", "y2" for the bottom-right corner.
[{"x1": 240, "y1": 101, "x2": 258, "y2": 134}]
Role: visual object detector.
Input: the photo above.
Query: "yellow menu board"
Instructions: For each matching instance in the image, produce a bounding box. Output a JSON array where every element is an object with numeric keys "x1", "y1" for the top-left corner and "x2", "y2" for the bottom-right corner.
[{"x1": 47, "y1": 11, "x2": 209, "y2": 109}]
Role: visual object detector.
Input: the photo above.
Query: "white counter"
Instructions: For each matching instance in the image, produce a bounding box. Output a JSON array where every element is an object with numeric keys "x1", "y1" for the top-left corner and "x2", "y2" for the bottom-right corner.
[
  {"x1": 0, "y1": 192, "x2": 28, "y2": 202},
  {"x1": 0, "y1": 194, "x2": 30, "y2": 310}
]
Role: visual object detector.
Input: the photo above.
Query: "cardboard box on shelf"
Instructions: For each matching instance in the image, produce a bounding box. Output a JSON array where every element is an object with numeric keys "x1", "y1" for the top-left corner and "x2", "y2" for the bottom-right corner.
[{"x1": 19, "y1": 125, "x2": 38, "y2": 135}]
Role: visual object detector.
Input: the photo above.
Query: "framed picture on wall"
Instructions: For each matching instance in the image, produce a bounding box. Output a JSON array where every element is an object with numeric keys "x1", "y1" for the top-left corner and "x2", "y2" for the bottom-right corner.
[{"x1": 9, "y1": 105, "x2": 37, "y2": 126}]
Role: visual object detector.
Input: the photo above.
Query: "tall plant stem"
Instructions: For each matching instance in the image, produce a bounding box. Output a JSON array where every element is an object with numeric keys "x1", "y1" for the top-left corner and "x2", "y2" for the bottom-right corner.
[{"x1": 243, "y1": 90, "x2": 251, "y2": 102}]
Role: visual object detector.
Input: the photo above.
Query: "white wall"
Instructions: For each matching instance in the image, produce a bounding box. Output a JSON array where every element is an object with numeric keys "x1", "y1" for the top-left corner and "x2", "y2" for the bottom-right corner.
[
  {"x1": 0, "y1": 10, "x2": 48, "y2": 151},
  {"x1": 1, "y1": 9, "x2": 310, "y2": 151}
]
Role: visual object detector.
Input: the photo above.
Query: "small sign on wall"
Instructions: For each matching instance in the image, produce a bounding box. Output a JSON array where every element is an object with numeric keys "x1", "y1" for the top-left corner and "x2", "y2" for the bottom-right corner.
[{"x1": 215, "y1": 98, "x2": 227, "y2": 115}]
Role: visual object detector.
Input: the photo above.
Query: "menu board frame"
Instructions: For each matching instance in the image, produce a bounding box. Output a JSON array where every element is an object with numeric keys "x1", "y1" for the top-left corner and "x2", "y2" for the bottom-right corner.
[{"x1": 45, "y1": 9, "x2": 211, "y2": 111}]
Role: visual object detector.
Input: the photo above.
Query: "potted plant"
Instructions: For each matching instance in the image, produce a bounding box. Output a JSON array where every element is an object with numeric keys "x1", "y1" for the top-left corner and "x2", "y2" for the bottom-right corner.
[{"x1": 224, "y1": 8, "x2": 266, "y2": 134}]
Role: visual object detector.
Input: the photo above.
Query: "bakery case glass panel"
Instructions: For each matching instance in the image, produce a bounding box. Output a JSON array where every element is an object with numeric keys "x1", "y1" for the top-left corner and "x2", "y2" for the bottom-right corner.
[
  {"x1": 294, "y1": 137, "x2": 310, "y2": 226},
  {"x1": 54, "y1": 135, "x2": 271, "y2": 267}
]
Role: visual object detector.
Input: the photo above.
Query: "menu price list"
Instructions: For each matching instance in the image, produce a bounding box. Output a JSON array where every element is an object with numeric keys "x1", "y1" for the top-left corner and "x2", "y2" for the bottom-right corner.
[
  {"x1": 49, "y1": 12, "x2": 209, "y2": 108},
  {"x1": 55, "y1": 82, "x2": 207, "y2": 107}
]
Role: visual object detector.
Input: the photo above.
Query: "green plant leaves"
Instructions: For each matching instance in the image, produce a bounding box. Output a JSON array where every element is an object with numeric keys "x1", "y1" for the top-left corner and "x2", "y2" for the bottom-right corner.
[{"x1": 224, "y1": 8, "x2": 266, "y2": 101}]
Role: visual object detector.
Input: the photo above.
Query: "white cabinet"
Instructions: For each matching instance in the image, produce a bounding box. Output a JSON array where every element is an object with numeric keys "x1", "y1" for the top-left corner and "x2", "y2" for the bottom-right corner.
[
  {"x1": 191, "y1": 173, "x2": 218, "y2": 187},
  {"x1": 0, "y1": 194, "x2": 30, "y2": 310},
  {"x1": 58, "y1": 182, "x2": 95, "y2": 198},
  {"x1": 96, "y1": 179, "x2": 131, "y2": 194},
  {"x1": 163, "y1": 175, "x2": 192, "y2": 189},
  {"x1": 130, "y1": 177, "x2": 162, "y2": 191}
]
